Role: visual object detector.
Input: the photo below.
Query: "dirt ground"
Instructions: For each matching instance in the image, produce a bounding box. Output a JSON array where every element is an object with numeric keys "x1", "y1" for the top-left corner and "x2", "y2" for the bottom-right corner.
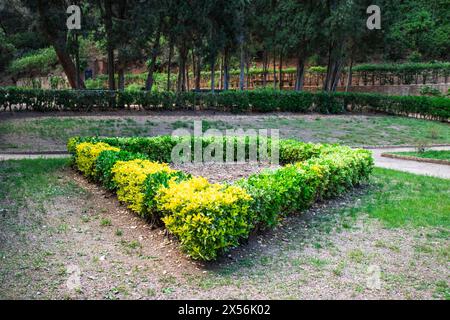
[
  {"x1": 1, "y1": 111, "x2": 449, "y2": 152},
  {"x1": 1, "y1": 166, "x2": 448, "y2": 300},
  {"x1": 1, "y1": 111, "x2": 448, "y2": 300}
]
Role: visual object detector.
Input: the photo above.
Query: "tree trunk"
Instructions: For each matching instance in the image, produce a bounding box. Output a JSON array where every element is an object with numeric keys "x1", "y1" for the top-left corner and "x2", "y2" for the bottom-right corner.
[
  {"x1": 345, "y1": 58, "x2": 353, "y2": 92},
  {"x1": 167, "y1": 41, "x2": 173, "y2": 91},
  {"x1": 246, "y1": 58, "x2": 250, "y2": 89},
  {"x1": 54, "y1": 44, "x2": 83, "y2": 89},
  {"x1": 324, "y1": 46, "x2": 344, "y2": 92},
  {"x1": 262, "y1": 50, "x2": 268, "y2": 88},
  {"x1": 278, "y1": 52, "x2": 283, "y2": 90},
  {"x1": 294, "y1": 55, "x2": 305, "y2": 91},
  {"x1": 177, "y1": 61, "x2": 183, "y2": 92},
  {"x1": 36, "y1": 0, "x2": 84, "y2": 89},
  {"x1": 195, "y1": 54, "x2": 201, "y2": 91},
  {"x1": 104, "y1": 0, "x2": 115, "y2": 90},
  {"x1": 323, "y1": 45, "x2": 333, "y2": 91},
  {"x1": 224, "y1": 48, "x2": 230, "y2": 90},
  {"x1": 145, "y1": 23, "x2": 162, "y2": 91},
  {"x1": 74, "y1": 33, "x2": 81, "y2": 89},
  {"x1": 186, "y1": 60, "x2": 190, "y2": 91},
  {"x1": 239, "y1": 34, "x2": 245, "y2": 90},
  {"x1": 330, "y1": 58, "x2": 344, "y2": 92},
  {"x1": 210, "y1": 56, "x2": 216, "y2": 92},
  {"x1": 219, "y1": 56, "x2": 224, "y2": 90},
  {"x1": 273, "y1": 53, "x2": 277, "y2": 89},
  {"x1": 117, "y1": 67, "x2": 125, "y2": 90},
  {"x1": 177, "y1": 44, "x2": 188, "y2": 92}
]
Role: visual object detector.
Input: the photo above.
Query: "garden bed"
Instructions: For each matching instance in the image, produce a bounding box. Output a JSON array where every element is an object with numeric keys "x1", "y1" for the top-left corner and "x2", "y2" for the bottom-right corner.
[
  {"x1": 171, "y1": 162, "x2": 280, "y2": 184},
  {"x1": 67, "y1": 136, "x2": 373, "y2": 261}
]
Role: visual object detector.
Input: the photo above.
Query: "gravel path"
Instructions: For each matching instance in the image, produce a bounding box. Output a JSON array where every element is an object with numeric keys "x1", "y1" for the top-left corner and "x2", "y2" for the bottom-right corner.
[
  {"x1": 1, "y1": 146, "x2": 449, "y2": 179},
  {"x1": 370, "y1": 146, "x2": 450, "y2": 179}
]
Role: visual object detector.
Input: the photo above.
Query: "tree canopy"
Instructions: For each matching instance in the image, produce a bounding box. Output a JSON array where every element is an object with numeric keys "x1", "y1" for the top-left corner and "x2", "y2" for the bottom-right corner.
[{"x1": 0, "y1": 0, "x2": 448, "y2": 91}]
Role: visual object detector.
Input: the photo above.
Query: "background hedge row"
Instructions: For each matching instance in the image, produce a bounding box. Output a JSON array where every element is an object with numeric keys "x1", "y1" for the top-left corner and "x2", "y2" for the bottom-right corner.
[
  {"x1": 1, "y1": 87, "x2": 449, "y2": 120},
  {"x1": 68, "y1": 136, "x2": 373, "y2": 260}
]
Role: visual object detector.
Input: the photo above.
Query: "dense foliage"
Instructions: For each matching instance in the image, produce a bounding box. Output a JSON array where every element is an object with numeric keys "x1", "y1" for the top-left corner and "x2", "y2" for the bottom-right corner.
[
  {"x1": 68, "y1": 136, "x2": 373, "y2": 260},
  {"x1": 74, "y1": 142, "x2": 120, "y2": 178},
  {"x1": 1, "y1": 1, "x2": 448, "y2": 91},
  {"x1": 2, "y1": 87, "x2": 449, "y2": 121},
  {"x1": 157, "y1": 177, "x2": 254, "y2": 260},
  {"x1": 8, "y1": 47, "x2": 58, "y2": 76}
]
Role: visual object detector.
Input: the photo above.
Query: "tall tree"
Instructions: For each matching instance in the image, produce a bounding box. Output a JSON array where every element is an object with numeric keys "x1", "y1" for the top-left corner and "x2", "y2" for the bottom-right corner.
[
  {"x1": 101, "y1": 0, "x2": 116, "y2": 90},
  {"x1": 19, "y1": 0, "x2": 86, "y2": 89},
  {"x1": 322, "y1": 0, "x2": 369, "y2": 92}
]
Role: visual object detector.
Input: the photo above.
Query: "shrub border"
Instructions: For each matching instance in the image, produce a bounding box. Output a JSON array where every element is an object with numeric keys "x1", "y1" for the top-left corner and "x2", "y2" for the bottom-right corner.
[
  {"x1": 68, "y1": 136, "x2": 373, "y2": 260},
  {"x1": 1, "y1": 87, "x2": 449, "y2": 121}
]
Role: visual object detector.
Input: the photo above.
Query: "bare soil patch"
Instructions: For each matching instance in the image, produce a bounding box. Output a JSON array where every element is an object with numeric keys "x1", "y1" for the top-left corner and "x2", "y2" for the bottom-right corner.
[
  {"x1": 1, "y1": 166, "x2": 448, "y2": 300},
  {"x1": 171, "y1": 162, "x2": 280, "y2": 183}
]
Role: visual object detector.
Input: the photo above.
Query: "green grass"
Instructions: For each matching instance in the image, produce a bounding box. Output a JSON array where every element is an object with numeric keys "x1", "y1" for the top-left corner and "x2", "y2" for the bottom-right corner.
[
  {"x1": 261, "y1": 116, "x2": 450, "y2": 146},
  {"x1": 0, "y1": 118, "x2": 155, "y2": 148},
  {"x1": 0, "y1": 158, "x2": 84, "y2": 213},
  {"x1": 390, "y1": 150, "x2": 450, "y2": 161},
  {"x1": 1, "y1": 115, "x2": 448, "y2": 152},
  {"x1": 0, "y1": 158, "x2": 85, "y2": 255},
  {"x1": 358, "y1": 168, "x2": 450, "y2": 228}
]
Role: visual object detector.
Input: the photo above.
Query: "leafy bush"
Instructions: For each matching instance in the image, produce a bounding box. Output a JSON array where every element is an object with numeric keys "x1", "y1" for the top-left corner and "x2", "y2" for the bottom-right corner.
[
  {"x1": 95, "y1": 150, "x2": 149, "y2": 190},
  {"x1": 0, "y1": 88, "x2": 450, "y2": 120},
  {"x1": 297, "y1": 147, "x2": 373, "y2": 199},
  {"x1": 279, "y1": 140, "x2": 325, "y2": 164},
  {"x1": 1, "y1": 87, "x2": 449, "y2": 120},
  {"x1": 75, "y1": 142, "x2": 120, "y2": 178},
  {"x1": 85, "y1": 78, "x2": 107, "y2": 90},
  {"x1": 420, "y1": 86, "x2": 443, "y2": 97},
  {"x1": 238, "y1": 146, "x2": 373, "y2": 228},
  {"x1": 156, "y1": 177, "x2": 254, "y2": 260},
  {"x1": 49, "y1": 76, "x2": 66, "y2": 90},
  {"x1": 111, "y1": 159, "x2": 176, "y2": 215},
  {"x1": 351, "y1": 62, "x2": 450, "y2": 74},
  {"x1": 71, "y1": 135, "x2": 279, "y2": 164},
  {"x1": 125, "y1": 83, "x2": 143, "y2": 92},
  {"x1": 69, "y1": 137, "x2": 373, "y2": 261},
  {"x1": 143, "y1": 170, "x2": 190, "y2": 217},
  {"x1": 8, "y1": 47, "x2": 58, "y2": 76}
]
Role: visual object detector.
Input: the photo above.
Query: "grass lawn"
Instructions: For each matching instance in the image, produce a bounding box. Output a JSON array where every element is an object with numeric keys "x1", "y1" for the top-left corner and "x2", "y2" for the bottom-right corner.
[
  {"x1": 0, "y1": 114, "x2": 449, "y2": 152},
  {"x1": 0, "y1": 158, "x2": 448, "y2": 299},
  {"x1": 390, "y1": 150, "x2": 450, "y2": 161}
]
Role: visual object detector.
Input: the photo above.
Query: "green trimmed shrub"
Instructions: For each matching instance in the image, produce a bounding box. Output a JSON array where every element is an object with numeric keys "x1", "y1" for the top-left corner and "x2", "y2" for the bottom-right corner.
[
  {"x1": 95, "y1": 150, "x2": 149, "y2": 190},
  {"x1": 68, "y1": 136, "x2": 373, "y2": 261},
  {"x1": 1, "y1": 87, "x2": 449, "y2": 120},
  {"x1": 143, "y1": 170, "x2": 191, "y2": 218},
  {"x1": 8, "y1": 47, "x2": 58, "y2": 76},
  {"x1": 155, "y1": 177, "x2": 255, "y2": 260}
]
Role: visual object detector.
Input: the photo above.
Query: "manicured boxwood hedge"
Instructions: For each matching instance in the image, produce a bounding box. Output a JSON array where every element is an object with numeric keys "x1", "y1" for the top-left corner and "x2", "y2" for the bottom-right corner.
[
  {"x1": 1, "y1": 87, "x2": 448, "y2": 120},
  {"x1": 68, "y1": 135, "x2": 373, "y2": 261}
]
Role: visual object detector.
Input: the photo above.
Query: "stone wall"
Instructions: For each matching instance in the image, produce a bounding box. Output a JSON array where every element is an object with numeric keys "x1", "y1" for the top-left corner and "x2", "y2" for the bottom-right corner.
[{"x1": 302, "y1": 83, "x2": 449, "y2": 96}]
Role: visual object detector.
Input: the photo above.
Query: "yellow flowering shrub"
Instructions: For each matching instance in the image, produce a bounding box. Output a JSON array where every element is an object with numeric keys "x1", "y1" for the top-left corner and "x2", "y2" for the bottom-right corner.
[
  {"x1": 67, "y1": 137, "x2": 80, "y2": 155},
  {"x1": 68, "y1": 136, "x2": 373, "y2": 261},
  {"x1": 112, "y1": 159, "x2": 176, "y2": 215},
  {"x1": 156, "y1": 177, "x2": 254, "y2": 260},
  {"x1": 75, "y1": 142, "x2": 120, "y2": 178}
]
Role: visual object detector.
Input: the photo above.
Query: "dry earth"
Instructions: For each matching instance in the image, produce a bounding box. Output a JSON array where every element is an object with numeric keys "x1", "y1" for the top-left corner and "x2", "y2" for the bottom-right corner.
[{"x1": 1, "y1": 166, "x2": 448, "y2": 300}]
